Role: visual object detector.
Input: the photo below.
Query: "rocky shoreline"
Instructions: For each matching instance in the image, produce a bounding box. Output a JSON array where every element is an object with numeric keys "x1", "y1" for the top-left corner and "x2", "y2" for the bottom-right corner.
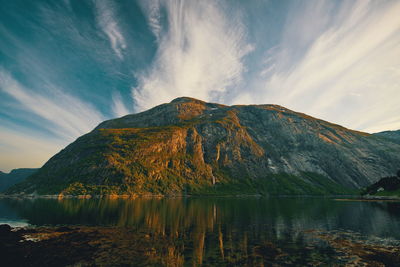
[
  {"x1": 360, "y1": 195, "x2": 400, "y2": 200},
  {"x1": 0, "y1": 193, "x2": 361, "y2": 199},
  {"x1": 1, "y1": 224, "x2": 399, "y2": 266},
  {"x1": 3, "y1": 193, "x2": 400, "y2": 203}
]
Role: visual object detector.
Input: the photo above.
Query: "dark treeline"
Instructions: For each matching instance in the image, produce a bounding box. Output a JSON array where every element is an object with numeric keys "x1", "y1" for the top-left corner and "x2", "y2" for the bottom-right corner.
[{"x1": 362, "y1": 170, "x2": 400, "y2": 195}]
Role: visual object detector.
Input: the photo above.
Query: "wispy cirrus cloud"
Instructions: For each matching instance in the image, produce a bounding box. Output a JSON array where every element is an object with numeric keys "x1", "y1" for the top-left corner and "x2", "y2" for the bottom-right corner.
[
  {"x1": 140, "y1": 0, "x2": 162, "y2": 42},
  {"x1": 94, "y1": 0, "x2": 127, "y2": 60},
  {"x1": 0, "y1": 70, "x2": 105, "y2": 140},
  {"x1": 0, "y1": 0, "x2": 129, "y2": 171},
  {"x1": 133, "y1": 0, "x2": 253, "y2": 111},
  {"x1": 112, "y1": 91, "x2": 130, "y2": 117},
  {"x1": 0, "y1": 69, "x2": 105, "y2": 171},
  {"x1": 235, "y1": 0, "x2": 400, "y2": 133},
  {"x1": 1, "y1": 0, "x2": 399, "y2": 172}
]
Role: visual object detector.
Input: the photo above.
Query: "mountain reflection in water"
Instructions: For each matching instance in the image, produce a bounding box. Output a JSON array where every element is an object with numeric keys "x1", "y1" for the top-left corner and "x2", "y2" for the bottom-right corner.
[{"x1": 1, "y1": 197, "x2": 400, "y2": 266}]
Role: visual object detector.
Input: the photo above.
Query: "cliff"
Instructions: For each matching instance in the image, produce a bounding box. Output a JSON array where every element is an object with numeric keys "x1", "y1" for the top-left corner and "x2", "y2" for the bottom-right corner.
[{"x1": 7, "y1": 97, "x2": 400, "y2": 196}]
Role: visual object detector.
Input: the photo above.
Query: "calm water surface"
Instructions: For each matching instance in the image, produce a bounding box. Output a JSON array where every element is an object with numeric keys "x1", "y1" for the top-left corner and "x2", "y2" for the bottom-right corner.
[{"x1": 1, "y1": 197, "x2": 400, "y2": 265}]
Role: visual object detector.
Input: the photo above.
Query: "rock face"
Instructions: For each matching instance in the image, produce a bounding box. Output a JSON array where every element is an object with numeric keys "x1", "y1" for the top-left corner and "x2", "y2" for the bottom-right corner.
[
  {"x1": 8, "y1": 97, "x2": 400, "y2": 195},
  {"x1": 0, "y1": 168, "x2": 38, "y2": 192}
]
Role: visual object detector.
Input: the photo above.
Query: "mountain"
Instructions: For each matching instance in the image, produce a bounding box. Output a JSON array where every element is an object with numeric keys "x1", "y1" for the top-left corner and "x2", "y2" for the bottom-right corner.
[
  {"x1": 0, "y1": 168, "x2": 38, "y2": 192},
  {"x1": 374, "y1": 130, "x2": 400, "y2": 144},
  {"x1": 7, "y1": 97, "x2": 400, "y2": 196}
]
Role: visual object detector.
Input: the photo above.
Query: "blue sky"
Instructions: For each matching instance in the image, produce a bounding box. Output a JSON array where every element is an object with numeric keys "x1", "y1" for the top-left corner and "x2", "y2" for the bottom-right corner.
[{"x1": 0, "y1": 0, "x2": 399, "y2": 172}]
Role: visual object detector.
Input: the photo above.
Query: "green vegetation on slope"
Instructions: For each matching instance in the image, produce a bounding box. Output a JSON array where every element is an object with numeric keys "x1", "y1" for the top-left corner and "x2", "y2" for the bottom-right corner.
[
  {"x1": 30, "y1": 172, "x2": 353, "y2": 197},
  {"x1": 189, "y1": 172, "x2": 355, "y2": 196},
  {"x1": 6, "y1": 97, "x2": 399, "y2": 196}
]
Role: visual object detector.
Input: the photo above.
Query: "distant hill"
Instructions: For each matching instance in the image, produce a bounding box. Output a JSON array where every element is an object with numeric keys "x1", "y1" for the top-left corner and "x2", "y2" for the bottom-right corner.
[
  {"x1": 0, "y1": 168, "x2": 38, "y2": 192},
  {"x1": 7, "y1": 97, "x2": 400, "y2": 196},
  {"x1": 374, "y1": 130, "x2": 400, "y2": 144}
]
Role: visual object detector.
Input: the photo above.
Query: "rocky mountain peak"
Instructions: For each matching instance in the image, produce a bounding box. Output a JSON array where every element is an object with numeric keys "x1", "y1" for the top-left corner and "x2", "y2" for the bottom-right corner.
[
  {"x1": 170, "y1": 97, "x2": 206, "y2": 104},
  {"x1": 7, "y1": 98, "x2": 400, "y2": 196}
]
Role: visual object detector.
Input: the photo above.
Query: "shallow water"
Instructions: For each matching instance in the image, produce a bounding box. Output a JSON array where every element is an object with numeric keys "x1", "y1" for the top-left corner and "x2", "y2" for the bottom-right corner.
[{"x1": 1, "y1": 197, "x2": 400, "y2": 265}]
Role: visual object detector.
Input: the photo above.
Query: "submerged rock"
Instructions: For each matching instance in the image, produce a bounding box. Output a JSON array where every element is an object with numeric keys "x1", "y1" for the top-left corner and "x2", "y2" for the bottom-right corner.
[{"x1": 0, "y1": 226, "x2": 399, "y2": 266}]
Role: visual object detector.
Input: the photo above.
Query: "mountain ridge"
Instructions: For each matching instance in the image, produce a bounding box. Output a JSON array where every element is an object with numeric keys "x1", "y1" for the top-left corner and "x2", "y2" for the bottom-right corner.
[
  {"x1": 0, "y1": 168, "x2": 38, "y2": 192},
  {"x1": 374, "y1": 130, "x2": 400, "y2": 144},
  {"x1": 7, "y1": 97, "x2": 400, "y2": 196}
]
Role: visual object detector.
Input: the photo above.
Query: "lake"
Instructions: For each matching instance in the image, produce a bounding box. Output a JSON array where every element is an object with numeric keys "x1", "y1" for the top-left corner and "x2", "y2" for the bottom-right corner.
[{"x1": 1, "y1": 197, "x2": 400, "y2": 266}]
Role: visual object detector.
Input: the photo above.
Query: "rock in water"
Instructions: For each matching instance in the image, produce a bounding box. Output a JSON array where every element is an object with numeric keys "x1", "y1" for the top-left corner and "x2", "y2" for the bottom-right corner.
[{"x1": 7, "y1": 97, "x2": 400, "y2": 196}]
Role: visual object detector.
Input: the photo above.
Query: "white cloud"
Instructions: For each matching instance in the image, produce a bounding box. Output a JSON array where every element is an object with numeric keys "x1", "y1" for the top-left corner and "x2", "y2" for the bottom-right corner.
[
  {"x1": 112, "y1": 91, "x2": 130, "y2": 117},
  {"x1": 140, "y1": 0, "x2": 162, "y2": 41},
  {"x1": 133, "y1": 0, "x2": 253, "y2": 111},
  {"x1": 94, "y1": 0, "x2": 127, "y2": 59},
  {"x1": 0, "y1": 70, "x2": 105, "y2": 140},
  {"x1": 236, "y1": 0, "x2": 400, "y2": 133}
]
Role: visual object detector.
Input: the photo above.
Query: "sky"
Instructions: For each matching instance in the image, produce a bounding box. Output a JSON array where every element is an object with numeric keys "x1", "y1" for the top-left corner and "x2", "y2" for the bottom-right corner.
[{"x1": 0, "y1": 0, "x2": 399, "y2": 172}]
